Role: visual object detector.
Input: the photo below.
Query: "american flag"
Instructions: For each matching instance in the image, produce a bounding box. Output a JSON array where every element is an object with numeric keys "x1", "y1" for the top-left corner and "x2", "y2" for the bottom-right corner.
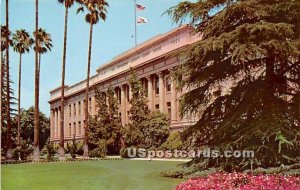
[
  {"x1": 136, "y1": 4, "x2": 146, "y2": 11},
  {"x1": 137, "y1": 16, "x2": 147, "y2": 24}
]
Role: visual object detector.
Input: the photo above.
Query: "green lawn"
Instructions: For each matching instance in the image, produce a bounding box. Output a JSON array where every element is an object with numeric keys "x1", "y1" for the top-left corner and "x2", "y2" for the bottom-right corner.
[{"x1": 1, "y1": 160, "x2": 184, "y2": 190}]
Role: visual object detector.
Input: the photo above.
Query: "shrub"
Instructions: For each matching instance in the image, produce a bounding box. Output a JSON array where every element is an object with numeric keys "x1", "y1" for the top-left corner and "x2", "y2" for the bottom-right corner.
[
  {"x1": 67, "y1": 137, "x2": 79, "y2": 159},
  {"x1": 159, "y1": 131, "x2": 183, "y2": 151},
  {"x1": 76, "y1": 142, "x2": 84, "y2": 155},
  {"x1": 89, "y1": 139, "x2": 107, "y2": 158},
  {"x1": 42, "y1": 140, "x2": 57, "y2": 161},
  {"x1": 175, "y1": 173, "x2": 300, "y2": 190},
  {"x1": 120, "y1": 147, "x2": 129, "y2": 158},
  {"x1": 12, "y1": 139, "x2": 34, "y2": 160}
]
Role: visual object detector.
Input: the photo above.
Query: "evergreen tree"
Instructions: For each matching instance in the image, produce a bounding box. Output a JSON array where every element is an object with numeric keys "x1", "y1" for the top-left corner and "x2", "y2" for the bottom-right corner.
[
  {"x1": 122, "y1": 68, "x2": 149, "y2": 147},
  {"x1": 123, "y1": 68, "x2": 170, "y2": 149},
  {"x1": 1, "y1": 55, "x2": 17, "y2": 154},
  {"x1": 168, "y1": 0, "x2": 300, "y2": 171},
  {"x1": 89, "y1": 86, "x2": 122, "y2": 155}
]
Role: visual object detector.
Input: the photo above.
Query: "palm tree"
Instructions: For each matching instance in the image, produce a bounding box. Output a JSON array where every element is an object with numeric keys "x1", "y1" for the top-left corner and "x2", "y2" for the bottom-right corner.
[
  {"x1": 33, "y1": 28, "x2": 52, "y2": 161},
  {"x1": 12, "y1": 29, "x2": 34, "y2": 146},
  {"x1": 33, "y1": 0, "x2": 39, "y2": 161},
  {"x1": 33, "y1": 28, "x2": 53, "y2": 77},
  {"x1": 57, "y1": 0, "x2": 76, "y2": 160},
  {"x1": 77, "y1": 0, "x2": 109, "y2": 158}
]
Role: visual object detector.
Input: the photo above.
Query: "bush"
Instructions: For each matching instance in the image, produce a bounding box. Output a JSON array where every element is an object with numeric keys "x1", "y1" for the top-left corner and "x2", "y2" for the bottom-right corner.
[
  {"x1": 67, "y1": 137, "x2": 79, "y2": 159},
  {"x1": 119, "y1": 147, "x2": 129, "y2": 158},
  {"x1": 159, "y1": 131, "x2": 183, "y2": 151},
  {"x1": 76, "y1": 142, "x2": 84, "y2": 155},
  {"x1": 42, "y1": 140, "x2": 57, "y2": 161},
  {"x1": 12, "y1": 139, "x2": 34, "y2": 160},
  {"x1": 89, "y1": 139, "x2": 107, "y2": 158},
  {"x1": 175, "y1": 173, "x2": 300, "y2": 190}
]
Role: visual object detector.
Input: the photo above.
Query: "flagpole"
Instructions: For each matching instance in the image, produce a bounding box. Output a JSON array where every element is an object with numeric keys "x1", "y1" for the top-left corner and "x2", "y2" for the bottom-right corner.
[{"x1": 134, "y1": 0, "x2": 137, "y2": 47}]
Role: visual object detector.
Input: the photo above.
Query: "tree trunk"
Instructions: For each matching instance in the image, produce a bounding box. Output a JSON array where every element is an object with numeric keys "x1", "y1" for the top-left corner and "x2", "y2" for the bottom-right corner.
[
  {"x1": 5, "y1": 0, "x2": 12, "y2": 160},
  {"x1": 33, "y1": 0, "x2": 40, "y2": 161},
  {"x1": 0, "y1": 51, "x2": 3, "y2": 135},
  {"x1": 59, "y1": 6, "x2": 69, "y2": 160},
  {"x1": 83, "y1": 23, "x2": 93, "y2": 158},
  {"x1": 17, "y1": 53, "x2": 22, "y2": 146}
]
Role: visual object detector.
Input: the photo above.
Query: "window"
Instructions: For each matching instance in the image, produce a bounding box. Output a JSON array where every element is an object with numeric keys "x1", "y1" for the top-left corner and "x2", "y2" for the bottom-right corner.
[
  {"x1": 74, "y1": 122, "x2": 76, "y2": 135},
  {"x1": 69, "y1": 123, "x2": 71, "y2": 136},
  {"x1": 73, "y1": 103, "x2": 76, "y2": 116},
  {"x1": 166, "y1": 76, "x2": 171, "y2": 92},
  {"x1": 69, "y1": 105, "x2": 71, "y2": 118},
  {"x1": 78, "y1": 102, "x2": 81, "y2": 115},
  {"x1": 155, "y1": 104, "x2": 159, "y2": 110},
  {"x1": 167, "y1": 102, "x2": 171, "y2": 118},
  {"x1": 78, "y1": 121, "x2": 81, "y2": 135},
  {"x1": 155, "y1": 76, "x2": 159, "y2": 95},
  {"x1": 89, "y1": 98, "x2": 92, "y2": 112}
]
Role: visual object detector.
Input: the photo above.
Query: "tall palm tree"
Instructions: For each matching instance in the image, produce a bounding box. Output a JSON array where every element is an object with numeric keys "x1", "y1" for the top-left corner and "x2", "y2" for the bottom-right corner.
[
  {"x1": 77, "y1": 0, "x2": 108, "y2": 158},
  {"x1": 57, "y1": 0, "x2": 76, "y2": 160},
  {"x1": 33, "y1": 27, "x2": 52, "y2": 161},
  {"x1": 33, "y1": 0, "x2": 39, "y2": 161},
  {"x1": 33, "y1": 28, "x2": 53, "y2": 78},
  {"x1": 12, "y1": 29, "x2": 34, "y2": 146}
]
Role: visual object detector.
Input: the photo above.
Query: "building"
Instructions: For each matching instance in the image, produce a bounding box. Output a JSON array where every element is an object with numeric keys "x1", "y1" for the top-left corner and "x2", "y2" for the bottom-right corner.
[{"x1": 49, "y1": 25, "x2": 202, "y2": 143}]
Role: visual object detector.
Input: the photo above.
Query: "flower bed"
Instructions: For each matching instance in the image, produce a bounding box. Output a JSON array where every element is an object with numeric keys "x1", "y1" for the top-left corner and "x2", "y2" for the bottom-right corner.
[{"x1": 175, "y1": 173, "x2": 300, "y2": 190}]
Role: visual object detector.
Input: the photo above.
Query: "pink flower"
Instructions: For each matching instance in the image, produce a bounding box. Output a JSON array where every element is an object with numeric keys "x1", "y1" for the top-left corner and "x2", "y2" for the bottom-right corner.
[{"x1": 175, "y1": 173, "x2": 300, "y2": 190}]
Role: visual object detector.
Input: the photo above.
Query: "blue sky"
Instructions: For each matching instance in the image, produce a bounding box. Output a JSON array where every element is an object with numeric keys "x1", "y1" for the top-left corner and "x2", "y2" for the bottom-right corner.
[{"x1": 1, "y1": 0, "x2": 186, "y2": 117}]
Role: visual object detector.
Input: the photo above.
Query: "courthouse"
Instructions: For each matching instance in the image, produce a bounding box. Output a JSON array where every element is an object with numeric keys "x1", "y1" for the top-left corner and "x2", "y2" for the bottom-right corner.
[{"x1": 49, "y1": 25, "x2": 201, "y2": 143}]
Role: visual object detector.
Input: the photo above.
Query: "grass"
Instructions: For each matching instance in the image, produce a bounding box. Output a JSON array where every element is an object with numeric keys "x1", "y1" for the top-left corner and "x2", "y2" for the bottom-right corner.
[{"x1": 1, "y1": 160, "x2": 184, "y2": 190}]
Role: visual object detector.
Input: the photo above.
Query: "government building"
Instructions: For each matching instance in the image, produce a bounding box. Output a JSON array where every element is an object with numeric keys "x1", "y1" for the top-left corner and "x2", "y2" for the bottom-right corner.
[{"x1": 49, "y1": 25, "x2": 202, "y2": 143}]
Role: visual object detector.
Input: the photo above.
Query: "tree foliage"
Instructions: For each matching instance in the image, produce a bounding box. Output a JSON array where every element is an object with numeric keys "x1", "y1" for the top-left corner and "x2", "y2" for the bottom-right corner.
[
  {"x1": 122, "y1": 69, "x2": 170, "y2": 149},
  {"x1": 168, "y1": 0, "x2": 300, "y2": 171},
  {"x1": 89, "y1": 86, "x2": 122, "y2": 155}
]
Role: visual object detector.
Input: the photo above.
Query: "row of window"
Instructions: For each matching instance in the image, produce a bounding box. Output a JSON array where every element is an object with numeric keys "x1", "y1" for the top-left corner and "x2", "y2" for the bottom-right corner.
[
  {"x1": 68, "y1": 98, "x2": 92, "y2": 118},
  {"x1": 68, "y1": 120, "x2": 85, "y2": 136}
]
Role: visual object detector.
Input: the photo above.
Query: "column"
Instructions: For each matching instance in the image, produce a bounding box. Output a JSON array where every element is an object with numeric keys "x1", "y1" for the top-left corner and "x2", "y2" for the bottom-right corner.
[
  {"x1": 159, "y1": 72, "x2": 165, "y2": 113},
  {"x1": 57, "y1": 107, "x2": 61, "y2": 138},
  {"x1": 147, "y1": 76, "x2": 153, "y2": 111},
  {"x1": 81, "y1": 100, "x2": 85, "y2": 136},
  {"x1": 121, "y1": 85, "x2": 126, "y2": 126},
  {"x1": 129, "y1": 84, "x2": 132, "y2": 100},
  {"x1": 125, "y1": 85, "x2": 129, "y2": 124},
  {"x1": 50, "y1": 109, "x2": 54, "y2": 139},
  {"x1": 54, "y1": 108, "x2": 58, "y2": 138},
  {"x1": 64, "y1": 105, "x2": 68, "y2": 139},
  {"x1": 171, "y1": 80, "x2": 177, "y2": 122}
]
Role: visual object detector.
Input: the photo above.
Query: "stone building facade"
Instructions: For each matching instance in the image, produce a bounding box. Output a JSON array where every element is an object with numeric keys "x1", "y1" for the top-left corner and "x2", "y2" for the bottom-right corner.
[{"x1": 49, "y1": 25, "x2": 201, "y2": 143}]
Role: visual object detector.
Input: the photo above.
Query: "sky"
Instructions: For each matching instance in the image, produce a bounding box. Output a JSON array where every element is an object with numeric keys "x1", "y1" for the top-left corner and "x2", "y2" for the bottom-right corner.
[{"x1": 1, "y1": 0, "x2": 187, "y2": 117}]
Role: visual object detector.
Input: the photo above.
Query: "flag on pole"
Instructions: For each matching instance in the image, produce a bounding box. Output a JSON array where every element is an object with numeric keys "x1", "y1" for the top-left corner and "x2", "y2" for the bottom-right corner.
[
  {"x1": 136, "y1": 4, "x2": 146, "y2": 11},
  {"x1": 137, "y1": 16, "x2": 147, "y2": 24}
]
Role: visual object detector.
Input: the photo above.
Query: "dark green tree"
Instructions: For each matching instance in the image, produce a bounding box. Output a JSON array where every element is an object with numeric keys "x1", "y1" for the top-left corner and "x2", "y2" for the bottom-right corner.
[
  {"x1": 122, "y1": 68, "x2": 149, "y2": 147},
  {"x1": 89, "y1": 86, "x2": 122, "y2": 155},
  {"x1": 1, "y1": 53, "x2": 17, "y2": 156},
  {"x1": 143, "y1": 111, "x2": 170, "y2": 149},
  {"x1": 123, "y1": 69, "x2": 170, "y2": 149},
  {"x1": 16, "y1": 107, "x2": 50, "y2": 149},
  {"x1": 168, "y1": 0, "x2": 300, "y2": 171}
]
